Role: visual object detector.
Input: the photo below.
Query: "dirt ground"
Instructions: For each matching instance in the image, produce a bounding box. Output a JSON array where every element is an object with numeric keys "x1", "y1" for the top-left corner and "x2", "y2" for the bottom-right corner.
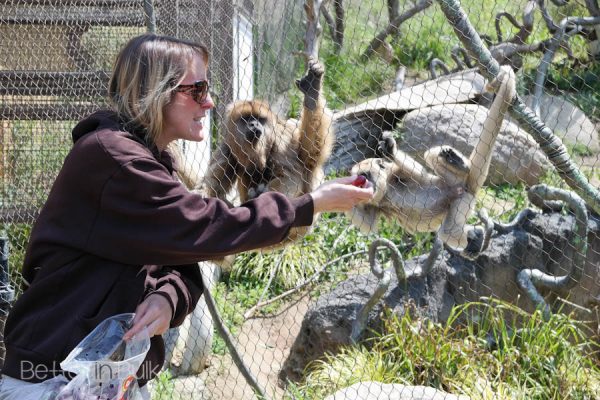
[{"x1": 169, "y1": 293, "x2": 311, "y2": 400}]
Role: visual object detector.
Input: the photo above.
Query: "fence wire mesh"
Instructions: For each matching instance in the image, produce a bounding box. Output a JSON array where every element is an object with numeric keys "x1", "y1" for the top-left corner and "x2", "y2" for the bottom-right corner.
[{"x1": 1, "y1": 0, "x2": 600, "y2": 399}]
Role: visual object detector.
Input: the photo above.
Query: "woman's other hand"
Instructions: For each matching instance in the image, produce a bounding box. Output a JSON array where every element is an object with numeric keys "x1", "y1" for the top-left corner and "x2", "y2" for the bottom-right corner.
[
  {"x1": 310, "y1": 175, "x2": 374, "y2": 213},
  {"x1": 123, "y1": 293, "x2": 173, "y2": 340}
]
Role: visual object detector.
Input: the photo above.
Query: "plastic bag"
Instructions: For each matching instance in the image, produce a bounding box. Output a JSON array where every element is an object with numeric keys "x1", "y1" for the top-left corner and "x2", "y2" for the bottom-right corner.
[{"x1": 54, "y1": 313, "x2": 150, "y2": 400}]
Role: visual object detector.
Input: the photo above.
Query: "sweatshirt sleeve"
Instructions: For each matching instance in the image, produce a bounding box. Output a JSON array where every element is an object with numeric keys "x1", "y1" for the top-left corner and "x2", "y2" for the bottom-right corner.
[
  {"x1": 85, "y1": 156, "x2": 314, "y2": 266},
  {"x1": 144, "y1": 264, "x2": 204, "y2": 328}
]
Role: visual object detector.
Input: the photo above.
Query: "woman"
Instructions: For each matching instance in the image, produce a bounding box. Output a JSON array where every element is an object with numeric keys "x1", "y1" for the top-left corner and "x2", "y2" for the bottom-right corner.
[{"x1": 0, "y1": 34, "x2": 373, "y2": 398}]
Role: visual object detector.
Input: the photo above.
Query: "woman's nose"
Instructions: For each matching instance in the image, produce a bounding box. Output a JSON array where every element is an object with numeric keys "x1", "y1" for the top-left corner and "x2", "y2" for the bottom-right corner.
[{"x1": 201, "y1": 93, "x2": 215, "y2": 110}]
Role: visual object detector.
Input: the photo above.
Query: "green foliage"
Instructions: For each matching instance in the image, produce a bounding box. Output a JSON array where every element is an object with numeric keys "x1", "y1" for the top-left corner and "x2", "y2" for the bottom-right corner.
[
  {"x1": 568, "y1": 143, "x2": 594, "y2": 158},
  {"x1": 151, "y1": 369, "x2": 176, "y2": 400},
  {"x1": 488, "y1": 182, "x2": 527, "y2": 205},
  {"x1": 288, "y1": 299, "x2": 600, "y2": 400},
  {"x1": 211, "y1": 281, "x2": 246, "y2": 355},
  {"x1": 520, "y1": 58, "x2": 600, "y2": 122}
]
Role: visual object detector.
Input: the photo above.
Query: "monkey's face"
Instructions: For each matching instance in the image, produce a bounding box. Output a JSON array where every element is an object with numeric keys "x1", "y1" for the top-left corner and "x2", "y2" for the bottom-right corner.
[
  {"x1": 236, "y1": 115, "x2": 268, "y2": 145},
  {"x1": 350, "y1": 158, "x2": 391, "y2": 204},
  {"x1": 345, "y1": 157, "x2": 393, "y2": 234}
]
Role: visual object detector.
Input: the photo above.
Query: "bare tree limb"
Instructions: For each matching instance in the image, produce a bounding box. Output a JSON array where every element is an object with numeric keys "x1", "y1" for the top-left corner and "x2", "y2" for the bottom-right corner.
[
  {"x1": 532, "y1": 16, "x2": 600, "y2": 116},
  {"x1": 321, "y1": 6, "x2": 336, "y2": 41},
  {"x1": 303, "y1": 0, "x2": 330, "y2": 60},
  {"x1": 495, "y1": 12, "x2": 523, "y2": 43},
  {"x1": 362, "y1": 0, "x2": 433, "y2": 60},
  {"x1": 586, "y1": 0, "x2": 600, "y2": 17},
  {"x1": 333, "y1": 0, "x2": 345, "y2": 52},
  {"x1": 429, "y1": 58, "x2": 451, "y2": 78},
  {"x1": 538, "y1": 0, "x2": 560, "y2": 33},
  {"x1": 451, "y1": 46, "x2": 474, "y2": 68},
  {"x1": 387, "y1": 0, "x2": 399, "y2": 21}
]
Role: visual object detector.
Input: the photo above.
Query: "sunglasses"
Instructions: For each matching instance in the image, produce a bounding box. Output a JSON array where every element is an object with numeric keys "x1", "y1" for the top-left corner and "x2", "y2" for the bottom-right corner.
[{"x1": 174, "y1": 80, "x2": 210, "y2": 104}]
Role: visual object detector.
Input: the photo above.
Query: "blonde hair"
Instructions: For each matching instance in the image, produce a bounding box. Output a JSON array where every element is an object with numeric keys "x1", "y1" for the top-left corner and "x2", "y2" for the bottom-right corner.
[{"x1": 108, "y1": 34, "x2": 209, "y2": 145}]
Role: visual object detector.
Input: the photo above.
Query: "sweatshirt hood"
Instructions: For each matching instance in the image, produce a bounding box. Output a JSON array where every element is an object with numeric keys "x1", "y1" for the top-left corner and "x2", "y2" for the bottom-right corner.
[
  {"x1": 71, "y1": 110, "x2": 125, "y2": 143},
  {"x1": 71, "y1": 109, "x2": 176, "y2": 172}
]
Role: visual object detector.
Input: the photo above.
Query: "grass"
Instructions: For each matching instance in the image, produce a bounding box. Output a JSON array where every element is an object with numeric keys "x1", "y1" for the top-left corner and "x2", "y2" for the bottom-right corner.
[
  {"x1": 287, "y1": 298, "x2": 600, "y2": 400},
  {"x1": 151, "y1": 370, "x2": 176, "y2": 400}
]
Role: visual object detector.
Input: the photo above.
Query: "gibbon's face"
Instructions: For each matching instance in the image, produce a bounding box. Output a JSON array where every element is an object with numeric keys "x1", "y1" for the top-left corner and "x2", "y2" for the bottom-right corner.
[
  {"x1": 159, "y1": 53, "x2": 214, "y2": 151},
  {"x1": 237, "y1": 115, "x2": 267, "y2": 144},
  {"x1": 345, "y1": 158, "x2": 393, "y2": 234}
]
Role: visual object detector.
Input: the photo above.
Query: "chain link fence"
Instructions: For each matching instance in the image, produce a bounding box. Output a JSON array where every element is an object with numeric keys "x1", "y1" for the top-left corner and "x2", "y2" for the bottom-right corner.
[{"x1": 1, "y1": 0, "x2": 600, "y2": 399}]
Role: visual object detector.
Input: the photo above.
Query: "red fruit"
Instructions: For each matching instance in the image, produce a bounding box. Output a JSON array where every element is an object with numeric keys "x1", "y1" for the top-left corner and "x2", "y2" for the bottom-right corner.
[{"x1": 352, "y1": 175, "x2": 367, "y2": 187}]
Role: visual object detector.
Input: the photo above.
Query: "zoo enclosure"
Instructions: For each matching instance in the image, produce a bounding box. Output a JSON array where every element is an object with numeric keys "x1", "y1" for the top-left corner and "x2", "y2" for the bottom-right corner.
[{"x1": 1, "y1": 0, "x2": 600, "y2": 399}]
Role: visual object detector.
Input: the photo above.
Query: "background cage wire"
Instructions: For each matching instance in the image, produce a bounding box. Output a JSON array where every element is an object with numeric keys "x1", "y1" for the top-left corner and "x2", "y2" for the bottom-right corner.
[{"x1": 1, "y1": 0, "x2": 600, "y2": 399}]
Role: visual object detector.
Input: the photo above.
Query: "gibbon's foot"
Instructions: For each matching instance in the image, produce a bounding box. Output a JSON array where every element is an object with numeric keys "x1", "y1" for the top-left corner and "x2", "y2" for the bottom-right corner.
[
  {"x1": 461, "y1": 226, "x2": 485, "y2": 260},
  {"x1": 439, "y1": 146, "x2": 469, "y2": 174},
  {"x1": 296, "y1": 57, "x2": 324, "y2": 111},
  {"x1": 486, "y1": 65, "x2": 517, "y2": 103},
  {"x1": 377, "y1": 132, "x2": 397, "y2": 160}
]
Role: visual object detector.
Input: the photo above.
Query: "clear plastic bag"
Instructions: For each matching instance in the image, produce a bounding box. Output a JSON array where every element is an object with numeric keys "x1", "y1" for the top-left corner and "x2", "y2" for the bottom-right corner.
[{"x1": 53, "y1": 313, "x2": 150, "y2": 400}]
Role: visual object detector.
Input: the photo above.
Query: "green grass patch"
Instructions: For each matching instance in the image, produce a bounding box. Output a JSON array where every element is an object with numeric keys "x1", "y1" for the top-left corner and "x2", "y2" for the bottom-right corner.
[
  {"x1": 151, "y1": 369, "x2": 176, "y2": 400},
  {"x1": 288, "y1": 298, "x2": 600, "y2": 399}
]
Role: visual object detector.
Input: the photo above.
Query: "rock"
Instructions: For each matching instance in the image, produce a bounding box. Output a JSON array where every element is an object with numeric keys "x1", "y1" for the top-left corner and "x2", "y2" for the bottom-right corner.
[
  {"x1": 279, "y1": 258, "x2": 454, "y2": 384},
  {"x1": 448, "y1": 212, "x2": 600, "y2": 321},
  {"x1": 399, "y1": 103, "x2": 550, "y2": 186},
  {"x1": 523, "y1": 93, "x2": 600, "y2": 153},
  {"x1": 446, "y1": 226, "x2": 545, "y2": 314},
  {"x1": 326, "y1": 70, "x2": 487, "y2": 174},
  {"x1": 336, "y1": 69, "x2": 486, "y2": 120},
  {"x1": 281, "y1": 211, "x2": 600, "y2": 383},
  {"x1": 324, "y1": 381, "x2": 471, "y2": 400}
]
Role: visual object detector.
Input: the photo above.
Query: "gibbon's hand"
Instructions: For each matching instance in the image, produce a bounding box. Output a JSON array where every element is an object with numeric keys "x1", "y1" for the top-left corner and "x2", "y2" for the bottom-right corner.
[
  {"x1": 310, "y1": 175, "x2": 374, "y2": 213},
  {"x1": 124, "y1": 293, "x2": 173, "y2": 340}
]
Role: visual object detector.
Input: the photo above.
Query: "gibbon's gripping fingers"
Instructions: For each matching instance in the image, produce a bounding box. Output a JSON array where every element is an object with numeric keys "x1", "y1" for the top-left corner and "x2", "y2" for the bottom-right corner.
[
  {"x1": 295, "y1": 57, "x2": 324, "y2": 111},
  {"x1": 377, "y1": 132, "x2": 397, "y2": 160}
]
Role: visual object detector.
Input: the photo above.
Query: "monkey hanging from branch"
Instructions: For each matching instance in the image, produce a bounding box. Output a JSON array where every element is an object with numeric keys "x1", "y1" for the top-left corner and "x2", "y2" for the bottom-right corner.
[
  {"x1": 195, "y1": 57, "x2": 334, "y2": 246},
  {"x1": 348, "y1": 65, "x2": 517, "y2": 259}
]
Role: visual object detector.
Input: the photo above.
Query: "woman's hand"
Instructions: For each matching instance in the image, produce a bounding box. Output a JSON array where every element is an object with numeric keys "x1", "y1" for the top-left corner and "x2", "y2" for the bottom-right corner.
[
  {"x1": 123, "y1": 293, "x2": 173, "y2": 340},
  {"x1": 310, "y1": 175, "x2": 374, "y2": 213}
]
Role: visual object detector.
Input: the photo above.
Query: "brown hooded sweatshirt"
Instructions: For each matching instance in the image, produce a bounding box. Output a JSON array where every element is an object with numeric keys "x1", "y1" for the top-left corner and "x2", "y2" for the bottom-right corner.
[{"x1": 1, "y1": 110, "x2": 313, "y2": 386}]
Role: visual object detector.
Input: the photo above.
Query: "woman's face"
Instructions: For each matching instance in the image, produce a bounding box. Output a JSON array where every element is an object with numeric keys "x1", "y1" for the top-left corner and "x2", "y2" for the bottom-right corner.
[{"x1": 158, "y1": 52, "x2": 214, "y2": 151}]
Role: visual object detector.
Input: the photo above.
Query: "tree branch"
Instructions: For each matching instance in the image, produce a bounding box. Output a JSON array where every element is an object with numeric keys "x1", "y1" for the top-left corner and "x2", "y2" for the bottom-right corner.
[{"x1": 362, "y1": 0, "x2": 433, "y2": 60}]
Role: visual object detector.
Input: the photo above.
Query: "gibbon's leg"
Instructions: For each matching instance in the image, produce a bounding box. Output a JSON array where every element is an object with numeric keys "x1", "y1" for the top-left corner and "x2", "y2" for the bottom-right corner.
[
  {"x1": 439, "y1": 66, "x2": 517, "y2": 257},
  {"x1": 467, "y1": 65, "x2": 516, "y2": 193},
  {"x1": 424, "y1": 146, "x2": 470, "y2": 186},
  {"x1": 295, "y1": 57, "x2": 334, "y2": 192},
  {"x1": 197, "y1": 142, "x2": 239, "y2": 200},
  {"x1": 438, "y1": 192, "x2": 477, "y2": 249}
]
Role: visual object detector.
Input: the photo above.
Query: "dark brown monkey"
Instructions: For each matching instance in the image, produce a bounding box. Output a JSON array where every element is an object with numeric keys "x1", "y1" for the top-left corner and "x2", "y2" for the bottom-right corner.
[{"x1": 197, "y1": 57, "x2": 334, "y2": 245}]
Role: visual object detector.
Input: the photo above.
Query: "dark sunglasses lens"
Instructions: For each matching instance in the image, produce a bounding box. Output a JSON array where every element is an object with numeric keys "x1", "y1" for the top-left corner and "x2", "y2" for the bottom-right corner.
[{"x1": 192, "y1": 82, "x2": 208, "y2": 104}]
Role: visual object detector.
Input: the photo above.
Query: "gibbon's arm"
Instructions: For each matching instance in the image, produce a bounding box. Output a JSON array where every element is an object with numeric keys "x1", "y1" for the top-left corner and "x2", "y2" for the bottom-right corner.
[
  {"x1": 296, "y1": 57, "x2": 333, "y2": 174},
  {"x1": 466, "y1": 66, "x2": 516, "y2": 193},
  {"x1": 198, "y1": 143, "x2": 239, "y2": 200}
]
